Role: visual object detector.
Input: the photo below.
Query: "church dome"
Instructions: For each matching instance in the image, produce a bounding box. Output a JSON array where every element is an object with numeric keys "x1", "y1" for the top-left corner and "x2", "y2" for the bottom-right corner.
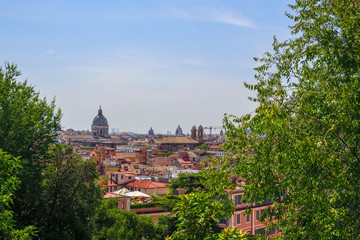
[
  {"x1": 92, "y1": 107, "x2": 108, "y2": 127},
  {"x1": 148, "y1": 127, "x2": 155, "y2": 136}
]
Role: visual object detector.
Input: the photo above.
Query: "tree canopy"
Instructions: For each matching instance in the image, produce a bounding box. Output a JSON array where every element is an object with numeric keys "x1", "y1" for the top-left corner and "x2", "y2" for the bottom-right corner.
[
  {"x1": 0, "y1": 63, "x2": 103, "y2": 239},
  {"x1": 93, "y1": 198, "x2": 158, "y2": 240},
  {"x1": 169, "y1": 172, "x2": 205, "y2": 193},
  {"x1": 0, "y1": 63, "x2": 62, "y2": 231},
  {"x1": 223, "y1": 0, "x2": 360, "y2": 238},
  {"x1": 37, "y1": 144, "x2": 102, "y2": 239},
  {"x1": 0, "y1": 150, "x2": 36, "y2": 239},
  {"x1": 171, "y1": 167, "x2": 235, "y2": 239}
]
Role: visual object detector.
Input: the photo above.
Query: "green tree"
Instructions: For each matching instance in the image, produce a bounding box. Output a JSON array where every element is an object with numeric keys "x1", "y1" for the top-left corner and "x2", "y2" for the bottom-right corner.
[
  {"x1": 155, "y1": 215, "x2": 178, "y2": 239},
  {"x1": 0, "y1": 63, "x2": 62, "y2": 229},
  {"x1": 172, "y1": 192, "x2": 232, "y2": 240},
  {"x1": 195, "y1": 144, "x2": 209, "y2": 151},
  {"x1": 94, "y1": 197, "x2": 157, "y2": 240},
  {"x1": 170, "y1": 172, "x2": 205, "y2": 193},
  {"x1": 37, "y1": 144, "x2": 102, "y2": 239},
  {"x1": 223, "y1": 0, "x2": 360, "y2": 238},
  {"x1": 171, "y1": 167, "x2": 234, "y2": 240},
  {"x1": 217, "y1": 227, "x2": 248, "y2": 240},
  {"x1": 0, "y1": 150, "x2": 36, "y2": 239}
]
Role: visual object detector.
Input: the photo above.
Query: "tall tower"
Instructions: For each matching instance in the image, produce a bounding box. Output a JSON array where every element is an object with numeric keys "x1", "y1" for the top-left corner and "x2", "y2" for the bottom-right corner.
[
  {"x1": 91, "y1": 106, "x2": 109, "y2": 138},
  {"x1": 198, "y1": 125, "x2": 204, "y2": 142},
  {"x1": 191, "y1": 125, "x2": 197, "y2": 139}
]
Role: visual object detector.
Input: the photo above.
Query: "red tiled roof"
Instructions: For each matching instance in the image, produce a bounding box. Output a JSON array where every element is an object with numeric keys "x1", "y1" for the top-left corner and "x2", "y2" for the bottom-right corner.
[
  {"x1": 112, "y1": 171, "x2": 136, "y2": 175},
  {"x1": 209, "y1": 144, "x2": 222, "y2": 149},
  {"x1": 177, "y1": 159, "x2": 192, "y2": 164},
  {"x1": 103, "y1": 192, "x2": 120, "y2": 198},
  {"x1": 153, "y1": 137, "x2": 198, "y2": 144},
  {"x1": 124, "y1": 180, "x2": 169, "y2": 189}
]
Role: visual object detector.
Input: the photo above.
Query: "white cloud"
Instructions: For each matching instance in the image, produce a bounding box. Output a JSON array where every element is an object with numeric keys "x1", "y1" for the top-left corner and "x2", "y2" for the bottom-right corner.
[{"x1": 171, "y1": 8, "x2": 255, "y2": 28}]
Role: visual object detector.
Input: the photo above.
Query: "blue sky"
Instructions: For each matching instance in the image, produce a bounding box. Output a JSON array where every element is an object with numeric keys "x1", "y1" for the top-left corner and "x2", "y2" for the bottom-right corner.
[{"x1": 1, "y1": 0, "x2": 294, "y2": 134}]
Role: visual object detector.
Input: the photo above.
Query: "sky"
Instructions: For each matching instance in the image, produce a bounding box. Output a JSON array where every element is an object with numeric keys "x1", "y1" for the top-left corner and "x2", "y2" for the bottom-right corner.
[{"x1": 0, "y1": 0, "x2": 295, "y2": 135}]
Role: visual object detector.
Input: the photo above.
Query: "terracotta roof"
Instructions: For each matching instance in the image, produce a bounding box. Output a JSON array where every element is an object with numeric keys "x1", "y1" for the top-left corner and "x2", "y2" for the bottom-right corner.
[
  {"x1": 123, "y1": 153, "x2": 137, "y2": 158},
  {"x1": 188, "y1": 152, "x2": 198, "y2": 158},
  {"x1": 103, "y1": 192, "x2": 120, "y2": 198},
  {"x1": 113, "y1": 171, "x2": 135, "y2": 174},
  {"x1": 124, "y1": 180, "x2": 169, "y2": 189},
  {"x1": 209, "y1": 144, "x2": 222, "y2": 149},
  {"x1": 153, "y1": 137, "x2": 198, "y2": 144},
  {"x1": 177, "y1": 159, "x2": 192, "y2": 164},
  {"x1": 109, "y1": 135, "x2": 120, "y2": 139},
  {"x1": 63, "y1": 134, "x2": 93, "y2": 139}
]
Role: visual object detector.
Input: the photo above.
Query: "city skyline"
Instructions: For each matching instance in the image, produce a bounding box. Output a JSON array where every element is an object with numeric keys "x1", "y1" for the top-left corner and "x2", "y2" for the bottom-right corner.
[{"x1": 1, "y1": 0, "x2": 294, "y2": 133}]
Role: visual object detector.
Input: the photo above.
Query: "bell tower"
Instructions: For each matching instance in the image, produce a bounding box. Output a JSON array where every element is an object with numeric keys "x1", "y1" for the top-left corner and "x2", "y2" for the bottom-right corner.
[
  {"x1": 191, "y1": 125, "x2": 197, "y2": 139},
  {"x1": 198, "y1": 125, "x2": 204, "y2": 143}
]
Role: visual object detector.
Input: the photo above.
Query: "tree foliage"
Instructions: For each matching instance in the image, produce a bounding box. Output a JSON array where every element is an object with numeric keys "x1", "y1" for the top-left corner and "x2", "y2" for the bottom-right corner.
[
  {"x1": 155, "y1": 215, "x2": 178, "y2": 239},
  {"x1": 171, "y1": 166, "x2": 234, "y2": 240},
  {"x1": 37, "y1": 144, "x2": 102, "y2": 239},
  {"x1": 93, "y1": 197, "x2": 158, "y2": 240},
  {"x1": 0, "y1": 150, "x2": 36, "y2": 239},
  {"x1": 0, "y1": 64, "x2": 104, "y2": 239},
  {"x1": 172, "y1": 192, "x2": 230, "y2": 240},
  {"x1": 0, "y1": 63, "x2": 62, "y2": 230},
  {"x1": 223, "y1": 0, "x2": 360, "y2": 238},
  {"x1": 217, "y1": 227, "x2": 248, "y2": 240},
  {"x1": 170, "y1": 172, "x2": 205, "y2": 193}
]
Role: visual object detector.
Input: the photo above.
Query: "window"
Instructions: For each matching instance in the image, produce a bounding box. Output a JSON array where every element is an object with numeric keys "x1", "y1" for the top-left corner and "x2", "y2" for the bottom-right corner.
[
  {"x1": 236, "y1": 214, "x2": 241, "y2": 225},
  {"x1": 121, "y1": 202, "x2": 125, "y2": 209},
  {"x1": 235, "y1": 194, "x2": 242, "y2": 205},
  {"x1": 219, "y1": 219, "x2": 226, "y2": 225},
  {"x1": 246, "y1": 214, "x2": 250, "y2": 223},
  {"x1": 256, "y1": 210, "x2": 260, "y2": 221}
]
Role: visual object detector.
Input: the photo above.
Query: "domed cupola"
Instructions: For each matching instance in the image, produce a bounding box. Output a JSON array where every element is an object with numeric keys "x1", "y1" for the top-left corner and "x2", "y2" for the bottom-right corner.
[
  {"x1": 91, "y1": 106, "x2": 109, "y2": 138},
  {"x1": 92, "y1": 107, "x2": 108, "y2": 126},
  {"x1": 175, "y1": 125, "x2": 183, "y2": 136}
]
